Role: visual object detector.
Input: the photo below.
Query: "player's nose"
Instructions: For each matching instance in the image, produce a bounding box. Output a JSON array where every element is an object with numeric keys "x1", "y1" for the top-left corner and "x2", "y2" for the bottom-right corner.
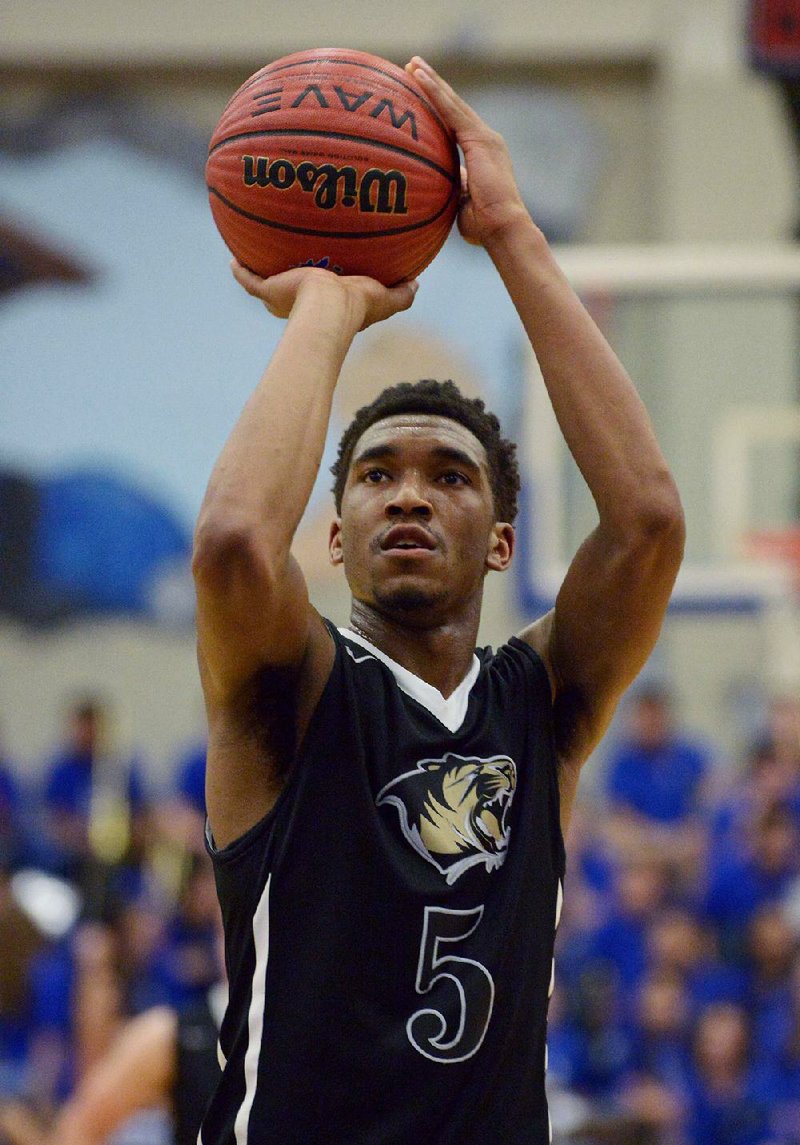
[{"x1": 385, "y1": 474, "x2": 433, "y2": 517}]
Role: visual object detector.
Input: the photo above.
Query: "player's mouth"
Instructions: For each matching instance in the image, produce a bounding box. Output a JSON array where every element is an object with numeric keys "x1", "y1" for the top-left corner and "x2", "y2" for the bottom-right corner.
[{"x1": 379, "y1": 524, "x2": 437, "y2": 554}]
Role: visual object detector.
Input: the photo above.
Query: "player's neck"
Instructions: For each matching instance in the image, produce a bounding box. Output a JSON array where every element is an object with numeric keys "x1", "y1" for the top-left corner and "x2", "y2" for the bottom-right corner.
[{"x1": 348, "y1": 601, "x2": 480, "y2": 698}]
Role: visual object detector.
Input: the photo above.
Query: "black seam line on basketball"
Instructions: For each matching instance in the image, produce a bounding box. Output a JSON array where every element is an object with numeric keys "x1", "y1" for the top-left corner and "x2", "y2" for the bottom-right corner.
[
  {"x1": 233, "y1": 67, "x2": 276, "y2": 98},
  {"x1": 214, "y1": 67, "x2": 285, "y2": 121},
  {"x1": 216, "y1": 66, "x2": 282, "y2": 117},
  {"x1": 257, "y1": 55, "x2": 453, "y2": 141},
  {"x1": 207, "y1": 184, "x2": 456, "y2": 238},
  {"x1": 208, "y1": 129, "x2": 458, "y2": 184}
]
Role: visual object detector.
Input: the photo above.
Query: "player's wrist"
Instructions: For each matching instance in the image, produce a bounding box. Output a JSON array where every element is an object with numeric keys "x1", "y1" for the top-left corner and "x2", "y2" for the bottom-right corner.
[
  {"x1": 481, "y1": 206, "x2": 541, "y2": 256},
  {"x1": 289, "y1": 274, "x2": 367, "y2": 354},
  {"x1": 294, "y1": 271, "x2": 366, "y2": 325}
]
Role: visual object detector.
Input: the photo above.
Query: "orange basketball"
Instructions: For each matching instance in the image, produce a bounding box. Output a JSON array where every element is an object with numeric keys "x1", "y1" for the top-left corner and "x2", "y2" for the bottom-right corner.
[{"x1": 205, "y1": 48, "x2": 460, "y2": 286}]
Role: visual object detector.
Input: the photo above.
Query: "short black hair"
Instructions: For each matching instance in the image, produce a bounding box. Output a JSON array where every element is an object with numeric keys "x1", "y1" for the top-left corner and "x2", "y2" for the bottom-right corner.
[{"x1": 331, "y1": 379, "x2": 520, "y2": 523}]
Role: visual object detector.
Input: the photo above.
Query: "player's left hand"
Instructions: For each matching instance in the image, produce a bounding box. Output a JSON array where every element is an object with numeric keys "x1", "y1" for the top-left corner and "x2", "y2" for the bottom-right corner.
[{"x1": 405, "y1": 56, "x2": 530, "y2": 248}]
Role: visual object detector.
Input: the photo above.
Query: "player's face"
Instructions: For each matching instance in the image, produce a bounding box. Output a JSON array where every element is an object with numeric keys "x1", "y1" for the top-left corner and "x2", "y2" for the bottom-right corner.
[{"x1": 330, "y1": 414, "x2": 514, "y2": 620}]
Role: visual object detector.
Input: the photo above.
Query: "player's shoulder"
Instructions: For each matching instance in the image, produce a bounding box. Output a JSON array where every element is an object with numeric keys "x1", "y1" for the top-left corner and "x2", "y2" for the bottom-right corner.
[
  {"x1": 509, "y1": 612, "x2": 557, "y2": 700},
  {"x1": 485, "y1": 630, "x2": 552, "y2": 682}
]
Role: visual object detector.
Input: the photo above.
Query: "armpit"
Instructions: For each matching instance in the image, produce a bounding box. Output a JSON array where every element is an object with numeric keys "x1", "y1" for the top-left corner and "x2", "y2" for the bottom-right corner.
[
  {"x1": 552, "y1": 682, "x2": 596, "y2": 770},
  {"x1": 227, "y1": 663, "x2": 302, "y2": 779}
]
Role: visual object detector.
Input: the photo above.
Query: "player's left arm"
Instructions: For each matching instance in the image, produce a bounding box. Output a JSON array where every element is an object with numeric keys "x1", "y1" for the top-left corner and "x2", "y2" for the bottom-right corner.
[
  {"x1": 508, "y1": 233, "x2": 685, "y2": 824},
  {"x1": 407, "y1": 58, "x2": 686, "y2": 829}
]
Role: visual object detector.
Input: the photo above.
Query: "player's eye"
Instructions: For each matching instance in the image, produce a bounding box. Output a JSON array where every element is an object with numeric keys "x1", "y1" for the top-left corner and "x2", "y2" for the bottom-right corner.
[
  {"x1": 364, "y1": 468, "x2": 389, "y2": 484},
  {"x1": 439, "y1": 470, "x2": 469, "y2": 486}
]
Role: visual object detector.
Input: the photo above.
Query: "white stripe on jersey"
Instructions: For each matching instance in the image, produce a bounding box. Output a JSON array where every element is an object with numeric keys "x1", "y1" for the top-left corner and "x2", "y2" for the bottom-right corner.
[
  {"x1": 233, "y1": 873, "x2": 272, "y2": 1144},
  {"x1": 544, "y1": 876, "x2": 564, "y2": 1110}
]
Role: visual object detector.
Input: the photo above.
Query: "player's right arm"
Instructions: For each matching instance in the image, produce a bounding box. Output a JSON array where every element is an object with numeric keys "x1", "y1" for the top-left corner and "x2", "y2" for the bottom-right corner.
[{"x1": 193, "y1": 265, "x2": 417, "y2": 848}]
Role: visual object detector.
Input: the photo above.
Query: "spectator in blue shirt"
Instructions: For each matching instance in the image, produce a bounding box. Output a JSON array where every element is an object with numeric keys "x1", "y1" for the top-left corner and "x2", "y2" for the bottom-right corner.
[
  {"x1": 615, "y1": 965, "x2": 692, "y2": 1140},
  {"x1": 646, "y1": 906, "x2": 748, "y2": 1015},
  {"x1": 154, "y1": 740, "x2": 208, "y2": 860},
  {"x1": 703, "y1": 803, "x2": 800, "y2": 960},
  {"x1": 683, "y1": 1001, "x2": 782, "y2": 1145},
  {"x1": 768, "y1": 955, "x2": 800, "y2": 1144},
  {"x1": 605, "y1": 685, "x2": 710, "y2": 825},
  {"x1": 145, "y1": 853, "x2": 219, "y2": 1011},
  {"x1": 744, "y1": 902, "x2": 797, "y2": 1060},
  {"x1": 625, "y1": 963, "x2": 693, "y2": 1084},
  {"x1": 39, "y1": 698, "x2": 149, "y2": 908},
  {"x1": 711, "y1": 735, "x2": 800, "y2": 875},
  {"x1": 584, "y1": 856, "x2": 672, "y2": 1015},
  {"x1": 546, "y1": 962, "x2": 634, "y2": 1101},
  {"x1": 604, "y1": 685, "x2": 712, "y2": 888}
]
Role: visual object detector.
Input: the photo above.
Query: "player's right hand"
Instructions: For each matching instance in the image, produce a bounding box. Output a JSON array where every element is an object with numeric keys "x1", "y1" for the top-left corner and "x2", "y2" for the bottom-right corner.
[{"x1": 230, "y1": 261, "x2": 418, "y2": 330}]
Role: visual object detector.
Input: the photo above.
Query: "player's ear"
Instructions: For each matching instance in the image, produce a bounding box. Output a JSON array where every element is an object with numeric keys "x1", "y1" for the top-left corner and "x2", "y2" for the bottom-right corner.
[
  {"x1": 329, "y1": 518, "x2": 344, "y2": 566},
  {"x1": 486, "y1": 523, "x2": 514, "y2": 573}
]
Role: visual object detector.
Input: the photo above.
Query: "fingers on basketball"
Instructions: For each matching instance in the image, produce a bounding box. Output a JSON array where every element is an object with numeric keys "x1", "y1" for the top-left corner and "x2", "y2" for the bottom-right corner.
[{"x1": 406, "y1": 57, "x2": 481, "y2": 133}]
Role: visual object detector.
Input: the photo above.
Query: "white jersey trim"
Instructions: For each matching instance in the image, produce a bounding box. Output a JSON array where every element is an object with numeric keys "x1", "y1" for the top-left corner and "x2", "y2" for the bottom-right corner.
[
  {"x1": 339, "y1": 627, "x2": 480, "y2": 734},
  {"x1": 233, "y1": 873, "x2": 272, "y2": 1144}
]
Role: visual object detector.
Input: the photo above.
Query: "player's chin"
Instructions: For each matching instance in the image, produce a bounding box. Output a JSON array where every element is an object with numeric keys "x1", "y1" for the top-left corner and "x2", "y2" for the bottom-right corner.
[{"x1": 374, "y1": 583, "x2": 446, "y2": 616}]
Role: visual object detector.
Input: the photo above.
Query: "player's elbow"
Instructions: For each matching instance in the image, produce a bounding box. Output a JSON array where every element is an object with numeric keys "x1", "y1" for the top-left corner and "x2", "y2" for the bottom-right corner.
[
  {"x1": 630, "y1": 473, "x2": 686, "y2": 563},
  {"x1": 192, "y1": 509, "x2": 272, "y2": 591}
]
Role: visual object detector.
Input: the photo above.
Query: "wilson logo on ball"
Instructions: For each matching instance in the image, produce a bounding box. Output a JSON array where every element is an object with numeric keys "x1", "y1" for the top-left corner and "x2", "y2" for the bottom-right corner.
[
  {"x1": 242, "y1": 156, "x2": 409, "y2": 214},
  {"x1": 251, "y1": 84, "x2": 419, "y2": 140}
]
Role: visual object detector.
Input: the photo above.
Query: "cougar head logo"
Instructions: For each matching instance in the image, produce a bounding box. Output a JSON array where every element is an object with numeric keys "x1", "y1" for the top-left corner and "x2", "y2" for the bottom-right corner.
[{"x1": 376, "y1": 754, "x2": 517, "y2": 884}]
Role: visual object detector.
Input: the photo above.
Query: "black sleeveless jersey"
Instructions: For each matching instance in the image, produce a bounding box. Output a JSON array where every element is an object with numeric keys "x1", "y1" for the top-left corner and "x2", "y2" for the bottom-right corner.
[
  {"x1": 174, "y1": 987, "x2": 223, "y2": 1145},
  {"x1": 201, "y1": 624, "x2": 565, "y2": 1144}
]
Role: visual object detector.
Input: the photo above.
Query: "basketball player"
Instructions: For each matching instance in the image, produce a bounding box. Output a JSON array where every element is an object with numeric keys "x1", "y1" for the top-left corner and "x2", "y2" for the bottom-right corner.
[{"x1": 192, "y1": 58, "x2": 685, "y2": 1143}]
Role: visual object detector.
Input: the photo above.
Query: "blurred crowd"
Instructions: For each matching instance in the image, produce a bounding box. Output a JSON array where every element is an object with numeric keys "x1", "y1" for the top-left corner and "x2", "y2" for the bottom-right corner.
[
  {"x1": 549, "y1": 686, "x2": 800, "y2": 1145},
  {"x1": 0, "y1": 697, "x2": 216, "y2": 1144},
  {"x1": 0, "y1": 687, "x2": 799, "y2": 1143}
]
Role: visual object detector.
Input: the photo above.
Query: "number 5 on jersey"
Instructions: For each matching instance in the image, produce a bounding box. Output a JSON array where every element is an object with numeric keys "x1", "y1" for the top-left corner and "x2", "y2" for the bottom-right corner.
[{"x1": 407, "y1": 905, "x2": 495, "y2": 1063}]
